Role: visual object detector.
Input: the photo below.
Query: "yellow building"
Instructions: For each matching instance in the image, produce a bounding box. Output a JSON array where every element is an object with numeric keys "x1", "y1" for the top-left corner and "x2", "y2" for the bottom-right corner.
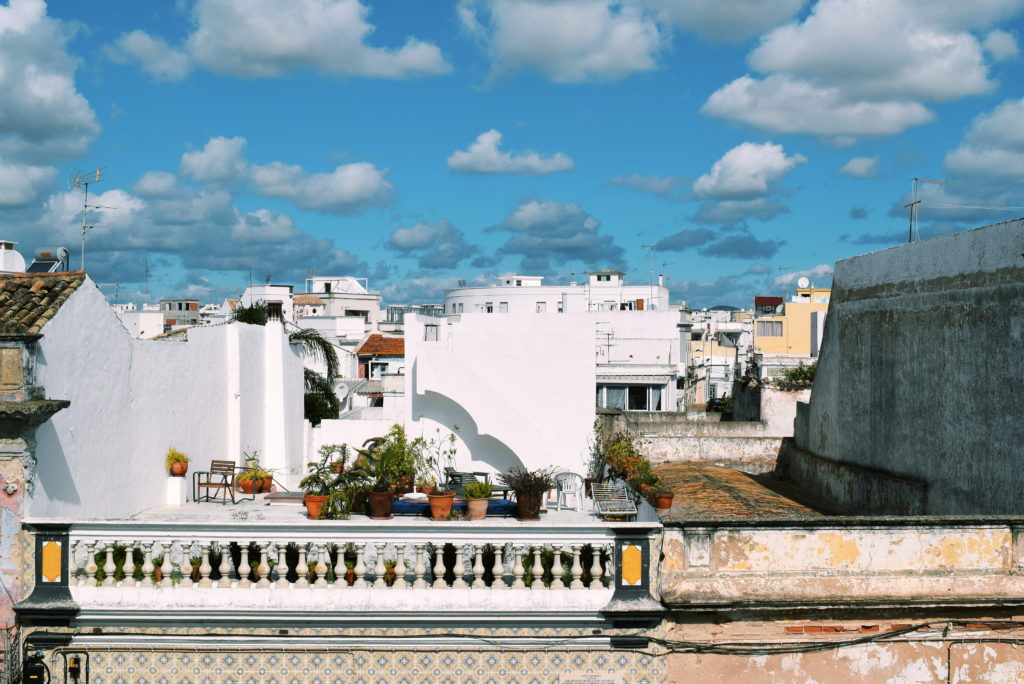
[{"x1": 753, "y1": 287, "x2": 831, "y2": 359}]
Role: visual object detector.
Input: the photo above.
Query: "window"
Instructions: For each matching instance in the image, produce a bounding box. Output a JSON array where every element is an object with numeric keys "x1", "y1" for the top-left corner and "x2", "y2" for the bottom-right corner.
[
  {"x1": 324, "y1": 283, "x2": 331, "y2": 293},
  {"x1": 597, "y1": 384, "x2": 662, "y2": 411},
  {"x1": 424, "y1": 324, "x2": 438, "y2": 342},
  {"x1": 557, "y1": 301, "x2": 564, "y2": 313},
  {"x1": 369, "y1": 395, "x2": 383, "y2": 408},
  {"x1": 535, "y1": 302, "x2": 546, "y2": 313},
  {"x1": 499, "y1": 302, "x2": 508, "y2": 313},
  {"x1": 627, "y1": 386, "x2": 648, "y2": 410},
  {"x1": 485, "y1": 302, "x2": 494, "y2": 313},
  {"x1": 756, "y1": 320, "x2": 783, "y2": 337},
  {"x1": 597, "y1": 274, "x2": 610, "y2": 282},
  {"x1": 267, "y1": 302, "x2": 283, "y2": 321},
  {"x1": 516, "y1": 279, "x2": 522, "y2": 286}
]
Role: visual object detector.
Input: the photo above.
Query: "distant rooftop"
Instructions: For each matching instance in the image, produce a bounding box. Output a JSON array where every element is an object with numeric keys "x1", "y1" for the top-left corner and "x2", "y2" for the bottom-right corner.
[{"x1": 356, "y1": 334, "x2": 404, "y2": 356}]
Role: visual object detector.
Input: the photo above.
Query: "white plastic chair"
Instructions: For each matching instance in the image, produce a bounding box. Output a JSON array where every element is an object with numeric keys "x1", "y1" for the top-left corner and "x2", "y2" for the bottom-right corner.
[{"x1": 554, "y1": 472, "x2": 584, "y2": 511}]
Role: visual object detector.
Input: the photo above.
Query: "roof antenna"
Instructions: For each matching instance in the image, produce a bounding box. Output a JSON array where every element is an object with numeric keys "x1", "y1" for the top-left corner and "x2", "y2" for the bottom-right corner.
[
  {"x1": 70, "y1": 168, "x2": 110, "y2": 272},
  {"x1": 904, "y1": 177, "x2": 946, "y2": 243}
]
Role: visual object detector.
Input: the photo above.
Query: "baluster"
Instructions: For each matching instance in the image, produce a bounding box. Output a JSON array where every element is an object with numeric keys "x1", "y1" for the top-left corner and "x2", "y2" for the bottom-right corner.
[
  {"x1": 218, "y1": 542, "x2": 232, "y2": 588},
  {"x1": 328, "y1": 544, "x2": 342, "y2": 589},
  {"x1": 121, "y1": 541, "x2": 136, "y2": 587},
  {"x1": 353, "y1": 544, "x2": 367, "y2": 588},
  {"x1": 570, "y1": 545, "x2": 584, "y2": 590},
  {"x1": 159, "y1": 542, "x2": 172, "y2": 588},
  {"x1": 490, "y1": 544, "x2": 507, "y2": 590},
  {"x1": 313, "y1": 544, "x2": 328, "y2": 588},
  {"x1": 550, "y1": 545, "x2": 564, "y2": 590},
  {"x1": 198, "y1": 543, "x2": 213, "y2": 588},
  {"x1": 82, "y1": 541, "x2": 97, "y2": 587},
  {"x1": 511, "y1": 546, "x2": 525, "y2": 588},
  {"x1": 372, "y1": 544, "x2": 387, "y2": 588},
  {"x1": 412, "y1": 544, "x2": 427, "y2": 589},
  {"x1": 68, "y1": 541, "x2": 78, "y2": 583},
  {"x1": 294, "y1": 543, "x2": 309, "y2": 588},
  {"x1": 256, "y1": 543, "x2": 270, "y2": 588},
  {"x1": 432, "y1": 545, "x2": 446, "y2": 589},
  {"x1": 604, "y1": 543, "x2": 614, "y2": 588},
  {"x1": 141, "y1": 543, "x2": 154, "y2": 587},
  {"x1": 452, "y1": 545, "x2": 468, "y2": 589},
  {"x1": 178, "y1": 542, "x2": 194, "y2": 588},
  {"x1": 471, "y1": 545, "x2": 485, "y2": 589},
  {"x1": 237, "y1": 544, "x2": 251, "y2": 588},
  {"x1": 530, "y1": 547, "x2": 544, "y2": 590},
  {"x1": 393, "y1": 545, "x2": 408, "y2": 589},
  {"x1": 275, "y1": 544, "x2": 289, "y2": 588},
  {"x1": 589, "y1": 544, "x2": 603, "y2": 590},
  {"x1": 101, "y1": 543, "x2": 115, "y2": 587}
]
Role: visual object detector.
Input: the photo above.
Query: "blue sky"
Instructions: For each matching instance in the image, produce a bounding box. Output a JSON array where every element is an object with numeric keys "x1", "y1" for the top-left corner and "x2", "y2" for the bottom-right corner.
[{"x1": 1, "y1": 0, "x2": 1022, "y2": 308}]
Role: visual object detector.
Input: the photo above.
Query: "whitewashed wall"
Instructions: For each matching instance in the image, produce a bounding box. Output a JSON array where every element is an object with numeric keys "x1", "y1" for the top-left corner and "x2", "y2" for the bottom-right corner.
[{"x1": 29, "y1": 280, "x2": 305, "y2": 519}]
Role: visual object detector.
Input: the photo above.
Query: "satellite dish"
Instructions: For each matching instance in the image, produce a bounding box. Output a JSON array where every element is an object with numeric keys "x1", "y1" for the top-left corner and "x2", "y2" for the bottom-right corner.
[{"x1": 797, "y1": 276, "x2": 810, "y2": 289}]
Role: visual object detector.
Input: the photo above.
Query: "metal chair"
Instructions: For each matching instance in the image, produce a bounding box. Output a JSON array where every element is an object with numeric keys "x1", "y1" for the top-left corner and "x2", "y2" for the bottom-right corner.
[
  {"x1": 554, "y1": 472, "x2": 584, "y2": 511},
  {"x1": 193, "y1": 460, "x2": 238, "y2": 505},
  {"x1": 590, "y1": 482, "x2": 637, "y2": 520}
]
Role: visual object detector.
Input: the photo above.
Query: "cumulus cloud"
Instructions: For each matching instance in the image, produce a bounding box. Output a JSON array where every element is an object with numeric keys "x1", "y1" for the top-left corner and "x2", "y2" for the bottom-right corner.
[
  {"x1": 944, "y1": 98, "x2": 1024, "y2": 179},
  {"x1": 773, "y1": 264, "x2": 832, "y2": 288},
  {"x1": 0, "y1": 158, "x2": 55, "y2": 206},
  {"x1": 249, "y1": 161, "x2": 394, "y2": 214},
  {"x1": 700, "y1": 233, "x2": 783, "y2": 259},
  {"x1": 447, "y1": 130, "x2": 574, "y2": 175},
  {"x1": 110, "y1": 0, "x2": 449, "y2": 81},
  {"x1": 0, "y1": 0, "x2": 99, "y2": 163},
  {"x1": 106, "y1": 30, "x2": 191, "y2": 81},
  {"x1": 459, "y1": 0, "x2": 663, "y2": 83},
  {"x1": 653, "y1": 228, "x2": 716, "y2": 251},
  {"x1": 496, "y1": 199, "x2": 625, "y2": 273},
  {"x1": 703, "y1": 0, "x2": 1023, "y2": 138},
  {"x1": 133, "y1": 171, "x2": 179, "y2": 198},
  {"x1": 693, "y1": 142, "x2": 806, "y2": 200},
  {"x1": 837, "y1": 156, "x2": 881, "y2": 178},
  {"x1": 605, "y1": 173, "x2": 685, "y2": 197},
  {"x1": 180, "y1": 136, "x2": 248, "y2": 183},
  {"x1": 380, "y1": 275, "x2": 464, "y2": 305},
  {"x1": 646, "y1": 0, "x2": 805, "y2": 42},
  {"x1": 983, "y1": 29, "x2": 1019, "y2": 60},
  {"x1": 387, "y1": 219, "x2": 479, "y2": 269},
  {"x1": 693, "y1": 198, "x2": 790, "y2": 225}
]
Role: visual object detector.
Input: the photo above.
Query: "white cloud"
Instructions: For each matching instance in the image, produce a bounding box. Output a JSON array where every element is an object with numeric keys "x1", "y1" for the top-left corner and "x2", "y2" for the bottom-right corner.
[
  {"x1": 605, "y1": 173, "x2": 685, "y2": 197},
  {"x1": 387, "y1": 219, "x2": 479, "y2": 269},
  {"x1": 180, "y1": 136, "x2": 248, "y2": 183},
  {"x1": 983, "y1": 29, "x2": 1019, "y2": 60},
  {"x1": 497, "y1": 199, "x2": 624, "y2": 272},
  {"x1": 703, "y1": 0, "x2": 1024, "y2": 138},
  {"x1": 646, "y1": 0, "x2": 805, "y2": 42},
  {"x1": 703, "y1": 74, "x2": 935, "y2": 138},
  {"x1": 249, "y1": 161, "x2": 393, "y2": 214},
  {"x1": 459, "y1": 0, "x2": 663, "y2": 83},
  {"x1": 0, "y1": 157, "x2": 54, "y2": 206},
  {"x1": 0, "y1": 0, "x2": 99, "y2": 163},
  {"x1": 837, "y1": 156, "x2": 881, "y2": 178},
  {"x1": 185, "y1": 0, "x2": 449, "y2": 79},
  {"x1": 692, "y1": 198, "x2": 789, "y2": 224},
  {"x1": 944, "y1": 98, "x2": 1024, "y2": 179},
  {"x1": 773, "y1": 263, "x2": 832, "y2": 288},
  {"x1": 230, "y1": 209, "x2": 299, "y2": 243},
  {"x1": 133, "y1": 171, "x2": 179, "y2": 197},
  {"x1": 693, "y1": 142, "x2": 806, "y2": 200},
  {"x1": 106, "y1": 30, "x2": 191, "y2": 81},
  {"x1": 447, "y1": 129, "x2": 573, "y2": 175}
]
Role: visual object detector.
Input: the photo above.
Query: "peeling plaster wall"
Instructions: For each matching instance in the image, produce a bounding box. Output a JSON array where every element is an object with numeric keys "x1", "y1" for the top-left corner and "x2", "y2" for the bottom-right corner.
[
  {"x1": 28, "y1": 280, "x2": 304, "y2": 518},
  {"x1": 799, "y1": 219, "x2": 1024, "y2": 515}
]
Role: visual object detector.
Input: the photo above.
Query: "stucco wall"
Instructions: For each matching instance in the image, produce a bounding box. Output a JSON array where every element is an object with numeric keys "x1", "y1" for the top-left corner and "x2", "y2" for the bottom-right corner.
[
  {"x1": 29, "y1": 280, "x2": 304, "y2": 518},
  {"x1": 405, "y1": 313, "x2": 595, "y2": 475},
  {"x1": 798, "y1": 219, "x2": 1024, "y2": 515}
]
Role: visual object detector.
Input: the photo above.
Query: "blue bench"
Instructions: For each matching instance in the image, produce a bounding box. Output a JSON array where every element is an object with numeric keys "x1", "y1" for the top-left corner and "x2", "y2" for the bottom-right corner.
[{"x1": 392, "y1": 498, "x2": 518, "y2": 517}]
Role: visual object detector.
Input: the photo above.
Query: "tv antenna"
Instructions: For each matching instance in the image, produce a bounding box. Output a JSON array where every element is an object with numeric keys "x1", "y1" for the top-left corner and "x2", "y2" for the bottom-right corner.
[
  {"x1": 904, "y1": 177, "x2": 946, "y2": 243},
  {"x1": 641, "y1": 244, "x2": 655, "y2": 310},
  {"x1": 70, "y1": 168, "x2": 110, "y2": 272}
]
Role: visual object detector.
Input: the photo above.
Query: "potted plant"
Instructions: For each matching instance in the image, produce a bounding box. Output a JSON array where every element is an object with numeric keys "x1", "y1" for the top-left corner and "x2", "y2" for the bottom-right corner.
[
  {"x1": 497, "y1": 467, "x2": 555, "y2": 521},
  {"x1": 363, "y1": 442, "x2": 402, "y2": 520},
  {"x1": 427, "y1": 486, "x2": 456, "y2": 521},
  {"x1": 165, "y1": 448, "x2": 189, "y2": 477},
  {"x1": 300, "y1": 444, "x2": 358, "y2": 519},
  {"x1": 464, "y1": 481, "x2": 492, "y2": 520},
  {"x1": 236, "y1": 451, "x2": 273, "y2": 494},
  {"x1": 415, "y1": 477, "x2": 436, "y2": 495},
  {"x1": 651, "y1": 488, "x2": 675, "y2": 511}
]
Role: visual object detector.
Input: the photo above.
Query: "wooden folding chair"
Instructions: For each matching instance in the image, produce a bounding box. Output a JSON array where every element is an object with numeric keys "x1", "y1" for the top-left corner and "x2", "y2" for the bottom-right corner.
[{"x1": 193, "y1": 460, "x2": 238, "y2": 505}]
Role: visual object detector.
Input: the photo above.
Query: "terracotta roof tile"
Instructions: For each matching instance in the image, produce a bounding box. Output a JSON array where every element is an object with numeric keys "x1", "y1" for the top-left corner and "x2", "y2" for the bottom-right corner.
[
  {"x1": 655, "y1": 463, "x2": 824, "y2": 520},
  {"x1": 294, "y1": 294, "x2": 324, "y2": 306},
  {"x1": 355, "y1": 334, "x2": 404, "y2": 356},
  {"x1": 0, "y1": 272, "x2": 86, "y2": 334}
]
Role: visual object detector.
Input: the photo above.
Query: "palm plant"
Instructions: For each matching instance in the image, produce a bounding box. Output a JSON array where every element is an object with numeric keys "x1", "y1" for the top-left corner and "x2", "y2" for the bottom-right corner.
[{"x1": 289, "y1": 327, "x2": 341, "y2": 425}]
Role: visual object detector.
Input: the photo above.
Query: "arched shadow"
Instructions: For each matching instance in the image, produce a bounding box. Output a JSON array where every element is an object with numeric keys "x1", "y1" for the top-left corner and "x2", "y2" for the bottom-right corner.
[{"x1": 410, "y1": 359, "x2": 524, "y2": 473}]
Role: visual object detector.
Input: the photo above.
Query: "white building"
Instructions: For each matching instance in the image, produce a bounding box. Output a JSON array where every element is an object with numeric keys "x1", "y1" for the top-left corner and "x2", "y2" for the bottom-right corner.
[
  {"x1": 304, "y1": 276, "x2": 384, "y2": 330},
  {"x1": 444, "y1": 271, "x2": 670, "y2": 315}
]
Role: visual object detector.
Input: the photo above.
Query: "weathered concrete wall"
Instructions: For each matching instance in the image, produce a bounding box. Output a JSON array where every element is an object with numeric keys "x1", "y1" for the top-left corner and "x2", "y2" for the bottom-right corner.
[
  {"x1": 799, "y1": 218, "x2": 1024, "y2": 515},
  {"x1": 601, "y1": 390, "x2": 809, "y2": 473},
  {"x1": 660, "y1": 520, "x2": 1024, "y2": 610}
]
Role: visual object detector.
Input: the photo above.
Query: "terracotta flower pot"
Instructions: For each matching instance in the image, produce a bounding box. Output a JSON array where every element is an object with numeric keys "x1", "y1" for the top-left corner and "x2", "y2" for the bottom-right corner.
[
  {"x1": 169, "y1": 461, "x2": 188, "y2": 477},
  {"x1": 239, "y1": 476, "x2": 272, "y2": 494},
  {"x1": 416, "y1": 484, "x2": 434, "y2": 495},
  {"x1": 367, "y1": 490, "x2": 394, "y2": 519},
  {"x1": 653, "y1": 492, "x2": 675, "y2": 511},
  {"x1": 304, "y1": 494, "x2": 328, "y2": 519},
  {"x1": 515, "y1": 491, "x2": 543, "y2": 521},
  {"x1": 466, "y1": 497, "x2": 489, "y2": 521},
  {"x1": 427, "y1": 492, "x2": 455, "y2": 521}
]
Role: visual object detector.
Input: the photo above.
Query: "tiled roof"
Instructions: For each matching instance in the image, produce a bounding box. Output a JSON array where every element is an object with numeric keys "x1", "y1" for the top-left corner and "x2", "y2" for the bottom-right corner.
[
  {"x1": 654, "y1": 463, "x2": 825, "y2": 520},
  {"x1": 356, "y1": 334, "x2": 404, "y2": 356},
  {"x1": 294, "y1": 294, "x2": 324, "y2": 306},
  {"x1": 0, "y1": 272, "x2": 86, "y2": 334}
]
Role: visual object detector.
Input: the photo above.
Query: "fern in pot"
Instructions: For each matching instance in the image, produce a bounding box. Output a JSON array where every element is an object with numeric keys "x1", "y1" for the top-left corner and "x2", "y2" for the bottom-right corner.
[{"x1": 497, "y1": 467, "x2": 555, "y2": 521}]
